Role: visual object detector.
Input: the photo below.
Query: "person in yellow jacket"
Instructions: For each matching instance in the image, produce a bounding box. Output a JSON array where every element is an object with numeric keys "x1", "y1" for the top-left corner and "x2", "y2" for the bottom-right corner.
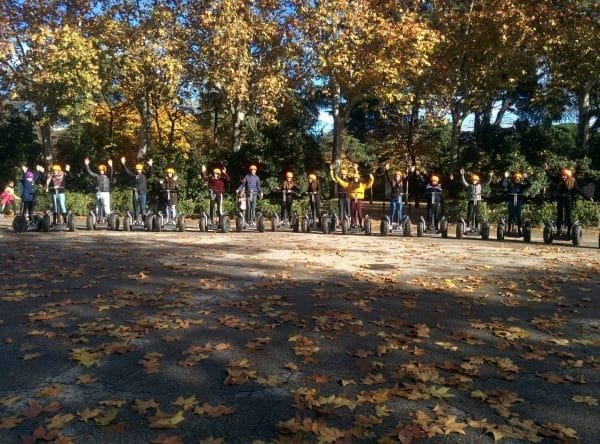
[{"x1": 331, "y1": 163, "x2": 374, "y2": 228}]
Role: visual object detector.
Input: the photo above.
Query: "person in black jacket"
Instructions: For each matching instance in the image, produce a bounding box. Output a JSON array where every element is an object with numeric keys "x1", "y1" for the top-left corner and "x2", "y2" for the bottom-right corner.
[
  {"x1": 160, "y1": 167, "x2": 179, "y2": 222},
  {"x1": 502, "y1": 171, "x2": 531, "y2": 235},
  {"x1": 279, "y1": 171, "x2": 300, "y2": 225},
  {"x1": 121, "y1": 157, "x2": 153, "y2": 221},
  {"x1": 544, "y1": 163, "x2": 592, "y2": 234},
  {"x1": 306, "y1": 173, "x2": 321, "y2": 222},
  {"x1": 422, "y1": 174, "x2": 443, "y2": 230},
  {"x1": 85, "y1": 157, "x2": 113, "y2": 221}
]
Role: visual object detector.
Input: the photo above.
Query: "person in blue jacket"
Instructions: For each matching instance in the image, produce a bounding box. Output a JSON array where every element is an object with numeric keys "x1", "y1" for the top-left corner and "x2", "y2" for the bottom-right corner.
[
  {"x1": 19, "y1": 165, "x2": 44, "y2": 221},
  {"x1": 236, "y1": 164, "x2": 262, "y2": 225},
  {"x1": 121, "y1": 156, "x2": 153, "y2": 222}
]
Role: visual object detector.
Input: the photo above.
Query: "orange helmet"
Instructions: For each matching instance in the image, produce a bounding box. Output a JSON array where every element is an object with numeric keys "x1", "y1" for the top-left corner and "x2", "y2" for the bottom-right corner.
[
  {"x1": 471, "y1": 174, "x2": 480, "y2": 182},
  {"x1": 52, "y1": 164, "x2": 62, "y2": 172},
  {"x1": 213, "y1": 167, "x2": 222, "y2": 175},
  {"x1": 513, "y1": 172, "x2": 522, "y2": 180},
  {"x1": 98, "y1": 164, "x2": 107, "y2": 173},
  {"x1": 308, "y1": 173, "x2": 317, "y2": 181},
  {"x1": 135, "y1": 163, "x2": 144, "y2": 172},
  {"x1": 431, "y1": 175, "x2": 439, "y2": 183},
  {"x1": 166, "y1": 167, "x2": 175, "y2": 174},
  {"x1": 393, "y1": 171, "x2": 403, "y2": 178},
  {"x1": 249, "y1": 164, "x2": 258, "y2": 172},
  {"x1": 285, "y1": 171, "x2": 293, "y2": 179},
  {"x1": 561, "y1": 168, "x2": 572, "y2": 177}
]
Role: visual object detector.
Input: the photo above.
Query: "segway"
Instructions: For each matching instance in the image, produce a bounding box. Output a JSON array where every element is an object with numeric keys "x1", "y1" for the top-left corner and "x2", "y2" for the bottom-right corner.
[
  {"x1": 416, "y1": 192, "x2": 448, "y2": 238},
  {"x1": 298, "y1": 191, "x2": 330, "y2": 234},
  {"x1": 455, "y1": 200, "x2": 490, "y2": 240},
  {"x1": 123, "y1": 211, "x2": 153, "y2": 232},
  {"x1": 235, "y1": 191, "x2": 265, "y2": 233},
  {"x1": 380, "y1": 215, "x2": 412, "y2": 237},
  {"x1": 341, "y1": 198, "x2": 372, "y2": 235},
  {"x1": 543, "y1": 221, "x2": 583, "y2": 246},
  {"x1": 496, "y1": 193, "x2": 532, "y2": 242},
  {"x1": 12, "y1": 210, "x2": 44, "y2": 233},
  {"x1": 199, "y1": 211, "x2": 231, "y2": 233},
  {"x1": 152, "y1": 211, "x2": 185, "y2": 232},
  {"x1": 41, "y1": 210, "x2": 76, "y2": 232},
  {"x1": 272, "y1": 189, "x2": 300, "y2": 233}
]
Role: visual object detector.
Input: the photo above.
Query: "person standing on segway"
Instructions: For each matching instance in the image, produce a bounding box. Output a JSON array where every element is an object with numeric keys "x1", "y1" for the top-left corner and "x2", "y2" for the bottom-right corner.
[
  {"x1": 502, "y1": 171, "x2": 531, "y2": 236},
  {"x1": 423, "y1": 174, "x2": 443, "y2": 231},
  {"x1": 306, "y1": 173, "x2": 321, "y2": 225},
  {"x1": 160, "y1": 167, "x2": 179, "y2": 222},
  {"x1": 45, "y1": 164, "x2": 70, "y2": 225},
  {"x1": 460, "y1": 168, "x2": 493, "y2": 230},
  {"x1": 385, "y1": 163, "x2": 406, "y2": 228},
  {"x1": 332, "y1": 163, "x2": 374, "y2": 228},
  {"x1": 237, "y1": 164, "x2": 262, "y2": 226},
  {"x1": 20, "y1": 165, "x2": 44, "y2": 222},
  {"x1": 279, "y1": 171, "x2": 299, "y2": 226},
  {"x1": 329, "y1": 163, "x2": 350, "y2": 226},
  {"x1": 84, "y1": 158, "x2": 113, "y2": 223},
  {"x1": 543, "y1": 163, "x2": 592, "y2": 235},
  {"x1": 202, "y1": 164, "x2": 230, "y2": 225},
  {"x1": 121, "y1": 157, "x2": 153, "y2": 223}
]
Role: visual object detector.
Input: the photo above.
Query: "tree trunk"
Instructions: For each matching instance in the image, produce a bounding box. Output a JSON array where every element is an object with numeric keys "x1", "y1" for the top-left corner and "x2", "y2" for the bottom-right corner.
[
  {"x1": 136, "y1": 89, "x2": 151, "y2": 160},
  {"x1": 331, "y1": 81, "x2": 344, "y2": 163},
  {"x1": 494, "y1": 97, "x2": 512, "y2": 126},
  {"x1": 40, "y1": 121, "x2": 53, "y2": 164},
  {"x1": 406, "y1": 100, "x2": 420, "y2": 165},
  {"x1": 450, "y1": 104, "x2": 464, "y2": 167},
  {"x1": 231, "y1": 104, "x2": 246, "y2": 152},
  {"x1": 577, "y1": 81, "x2": 592, "y2": 153}
]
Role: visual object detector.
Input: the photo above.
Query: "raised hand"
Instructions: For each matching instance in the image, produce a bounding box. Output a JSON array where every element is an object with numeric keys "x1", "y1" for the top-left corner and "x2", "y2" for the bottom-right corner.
[
  {"x1": 147, "y1": 159, "x2": 153, "y2": 166},
  {"x1": 84, "y1": 158, "x2": 90, "y2": 166},
  {"x1": 120, "y1": 156, "x2": 126, "y2": 165},
  {"x1": 385, "y1": 163, "x2": 390, "y2": 170},
  {"x1": 107, "y1": 159, "x2": 113, "y2": 167},
  {"x1": 460, "y1": 168, "x2": 465, "y2": 175},
  {"x1": 65, "y1": 164, "x2": 71, "y2": 172},
  {"x1": 504, "y1": 171, "x2": 509, "y2": 178}
]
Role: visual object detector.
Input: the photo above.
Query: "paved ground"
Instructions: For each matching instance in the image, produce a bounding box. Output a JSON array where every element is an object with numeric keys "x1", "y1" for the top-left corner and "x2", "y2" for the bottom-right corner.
[{"x1": 0, "y1": 218, "x2": 598, "y2": 443}]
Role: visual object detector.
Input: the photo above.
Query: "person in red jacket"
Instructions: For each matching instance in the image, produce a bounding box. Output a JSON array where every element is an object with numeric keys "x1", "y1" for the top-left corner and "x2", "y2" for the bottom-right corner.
[{"x1": 201, "y1": 164, "x2": 230, "y2": 223}]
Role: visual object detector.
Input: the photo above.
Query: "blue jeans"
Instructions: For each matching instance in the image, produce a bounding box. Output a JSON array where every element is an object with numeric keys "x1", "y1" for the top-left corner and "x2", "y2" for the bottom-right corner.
[
  {"x1": 51, "y1": 193, "x2": 66, "y2": 214},
  {"x1": 132, "y1": 192, "x2": 147, "y2": 220},
  {"x1": 389, "y1": 197, "x2": 403, "y2": 224}
]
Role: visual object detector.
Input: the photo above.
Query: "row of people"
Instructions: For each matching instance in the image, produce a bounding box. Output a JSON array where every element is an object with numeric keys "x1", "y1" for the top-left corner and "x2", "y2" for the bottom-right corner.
[{"x1": 7, "y1": 160, "x2": 591, "y2": 236}]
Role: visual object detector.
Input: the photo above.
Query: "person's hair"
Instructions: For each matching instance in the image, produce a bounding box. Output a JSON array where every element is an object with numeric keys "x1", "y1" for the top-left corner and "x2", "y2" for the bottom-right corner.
[{"x1": 564, "y1": 176, "x2": 575, "y2": 190}]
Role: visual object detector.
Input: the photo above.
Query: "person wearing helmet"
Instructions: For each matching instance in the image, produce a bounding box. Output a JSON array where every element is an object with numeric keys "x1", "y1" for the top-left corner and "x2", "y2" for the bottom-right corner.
[
  {"x1": 120, "y1": 157, "x2": 153, "y2": 222},
  {"x1": 331, "y1": 163, "x2": 374, "y2": 228},
  {"x1": 84, "y1": 157, "x2": 114, "y2": 222},
  {"x1": 45, "y1": 163, "x2": 71, "y2": 225},
  {"x1": 459, "y1": 167, "x2": 493, "y2": 230},
  {"x1": 543, "y1": 163, "x2": 591, "y2": 234},
  {"x1": 202, "y1": 164, "x2": 230, "y2": 224},
  {"x1": 1, "y1": 180, "x2": 18, "y2": 217},
  {"x1": 19, "y1": 165, "x2": 44, "y2": 221},
  {"x1": 329, "y1": 163, "x2": 350, "y2": 225},
  {"x1": 236, "y1": 164, "x2": 262, "y2": 225},
  {"x1": 385, "y1": 163, "x2": 406, "y2": 228},
  {"x1": 423, "y1": 174, "x2": 444, "y2": 230},
  {"x1": 160, "y1": 167, "x2": 179, "y2": 222},
  {"x1": 306, "y1": 173, "x2": 321, "y2": 223},
  {"x1": 407, "y1": 166, "x2": 424, "y2": 210},
  {"x1": 502, "y1": 170, "x2": 531, "y2": 235},
  {"x1": 279, "y1": 171, "x2": 300, "y2": 225}
]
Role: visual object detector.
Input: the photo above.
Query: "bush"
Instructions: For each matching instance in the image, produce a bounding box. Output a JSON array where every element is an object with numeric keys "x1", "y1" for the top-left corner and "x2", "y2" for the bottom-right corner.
[{"x1": 573, "y1": 199, "x2": 600, "y2": 227}]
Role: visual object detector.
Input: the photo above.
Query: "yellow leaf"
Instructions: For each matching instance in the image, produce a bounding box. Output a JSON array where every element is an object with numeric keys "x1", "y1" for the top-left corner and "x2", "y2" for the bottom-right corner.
[
  {"x1": 94, "y1": 407, "x2": 119, "y2": 426},
  {"x1": 148, "y1": 409, "x2": 185, "y2": 429}
]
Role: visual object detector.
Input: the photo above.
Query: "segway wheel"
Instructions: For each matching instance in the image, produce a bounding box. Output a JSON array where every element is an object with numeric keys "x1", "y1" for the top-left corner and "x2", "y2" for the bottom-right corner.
[
  {"x1": 41, "y1": 213, "x2": 51, "y2": 232},
  {"x1": 177, "y1": 215, "x2": 186, "y2": 232},
  {"x1": 86, "y1": 214, "x2": 95, "y2": 231},
  {"x1": 417, "y1": 220, "x2": 424, "y2": 237},
  {"x1": 380, "y1": 218, "x2": 390, "y2": 236},
  {"x1": 123, "y1": 215, "x2": 132, "y2": 232},
  {"x1": 523, "y1": 222, "x2": 532, "y2": 243},
  {"x1": 301, "y1": 217, "x2": 308, "y2": 233},
  {"x1": 481, "y1": 220, "x2": 489, "y2": 240},
  {"x1": 571, "y1": 224, "x2": 583, "y2": 246},
  {"x1": 497, "y1": 224, "x2": 505, "y2": 241},
  {"x1": 108, "y1": 213, "x2": 117, "y2": 230},
  {"x1": 293, "y1": 217, "x2": 300, "y2": 233},
  {"x1": 440, "y1": 219, "x2": 448, "y2": 238},
  {"x1": 12, "y1": 215, "x2": 27, "y2": 233},
  {"x1": 271, "y1": 214, "x2": 279, "y2": 232},
  {"x1": 155, "y1": 214, "x2": 163, "y2": 232},
  {"x1": 67, "y1": 212, "x2": 76, "y2": 232},
  {"x1": 455, "y1": 221, "x2": 463, "y2": 239},
  {"x1": 221, "y1": 215, "x2": 231, "y2": 233},
  {"x1": 321, "y1": 216, "x2": 331, "y2": 234},
  {"x1": 330, "y1": 215, "x2": 338, "y2": 234},
  {"x1": 403, "y1": 217, "x2": 412, "y2": 237},
  {"x1": 199, "y1": 213, "x2": 207, "y2": 232},
  {"x1": 543, "y1": 222, "x2": 553, "y2": 244},
  {"x1": 236, "y1": 216, "x2": 244, "y2": 232},
  {"x1": 257, "y1": 215, "x2": 265, "y2": 233},
  {"x1": 364, "y1": 216, "x2": 372, "y2": 236},
  {"x1": 341, "y1": 218, "x2": 350, "y2": 235}
]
